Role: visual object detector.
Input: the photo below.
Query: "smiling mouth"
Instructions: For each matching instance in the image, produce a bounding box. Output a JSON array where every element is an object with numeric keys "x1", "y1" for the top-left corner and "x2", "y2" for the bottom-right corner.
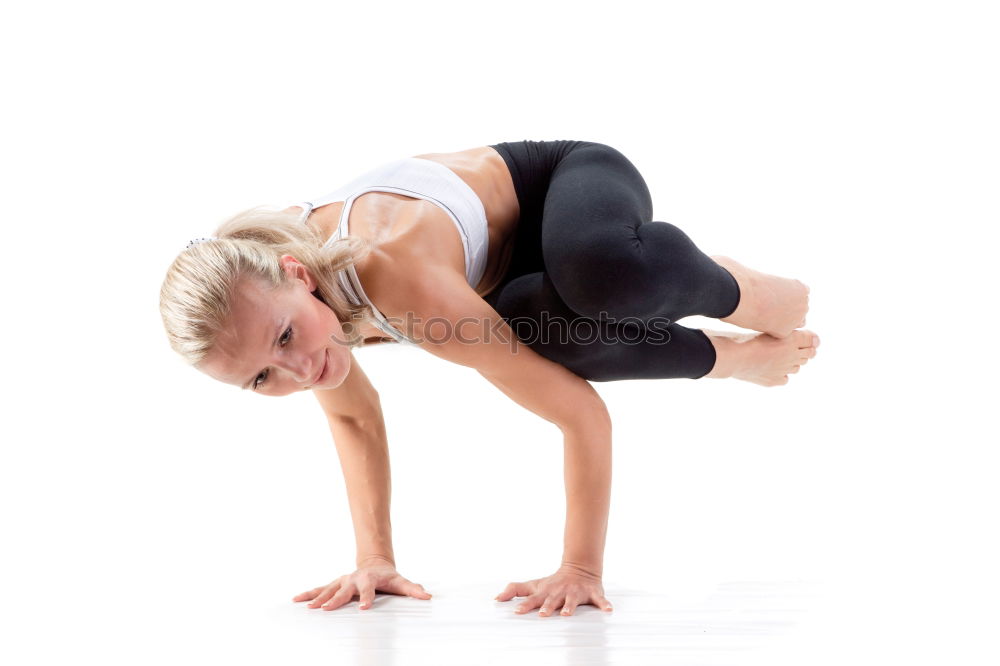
[{"x1": 311, "y1": 351, "x2": 328, "y2": 387}]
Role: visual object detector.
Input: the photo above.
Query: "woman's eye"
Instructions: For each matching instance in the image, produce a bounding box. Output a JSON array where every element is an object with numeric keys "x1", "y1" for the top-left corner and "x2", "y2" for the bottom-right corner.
[
  {"x1": 253, "y1": 370, "x2": 268, "y2": 390},
  {"x1": 253, "y1": 328, "x2": 291, "y2": 390}
]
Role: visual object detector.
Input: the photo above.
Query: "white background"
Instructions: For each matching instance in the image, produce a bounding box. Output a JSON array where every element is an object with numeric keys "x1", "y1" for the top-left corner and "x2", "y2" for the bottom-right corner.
[{"x1": 2, "y1": 1, "x2": 997, "y2": 664}]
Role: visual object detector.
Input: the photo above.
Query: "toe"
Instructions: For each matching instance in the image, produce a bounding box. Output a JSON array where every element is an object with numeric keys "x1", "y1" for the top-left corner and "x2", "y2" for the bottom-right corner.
[
  {"x1": 798, "y1": 330, "x2": 820, "y2": 349},
  {"x1": 791, "y1": 329, "x2": 816, "y2": 348}
]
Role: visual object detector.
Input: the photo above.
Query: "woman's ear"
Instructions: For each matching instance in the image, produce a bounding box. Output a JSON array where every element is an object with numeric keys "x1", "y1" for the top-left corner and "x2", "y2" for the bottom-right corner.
[{"x1": 279, "y1": 254, "x2": 316, "y2": 291}]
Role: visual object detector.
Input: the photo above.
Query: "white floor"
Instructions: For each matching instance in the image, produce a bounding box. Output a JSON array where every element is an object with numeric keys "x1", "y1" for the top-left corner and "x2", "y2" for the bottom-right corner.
[{"x1": 264, "y1": 580, "x2": 817, "y2": 665}]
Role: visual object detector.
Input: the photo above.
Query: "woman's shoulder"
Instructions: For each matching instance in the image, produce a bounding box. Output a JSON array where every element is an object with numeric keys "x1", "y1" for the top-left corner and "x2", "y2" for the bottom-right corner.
[{"x1": 358, "y1": 246, "x2": 463, "y2": 341}]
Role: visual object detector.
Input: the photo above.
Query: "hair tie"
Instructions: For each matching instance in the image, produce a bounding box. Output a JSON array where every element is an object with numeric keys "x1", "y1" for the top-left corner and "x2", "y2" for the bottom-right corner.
[{"x1": 185, "y1": 236, "x2": 218, "y2": 250}]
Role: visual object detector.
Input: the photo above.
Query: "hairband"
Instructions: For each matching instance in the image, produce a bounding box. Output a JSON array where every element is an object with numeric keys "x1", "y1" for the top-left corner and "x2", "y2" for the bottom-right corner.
[{"x1": 185, "y1": 236, "x2": 218, "y2": 250}]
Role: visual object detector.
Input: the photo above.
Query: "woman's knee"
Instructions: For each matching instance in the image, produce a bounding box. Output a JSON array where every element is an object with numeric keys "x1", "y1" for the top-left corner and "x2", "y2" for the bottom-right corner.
[
  {"x1": 544, "y1": 235, "x2": 665, "y2": 322},
  {"x1": 492, "y1": 272, "x2": 579, "y2": 331},
  {"x1": 550, "y1": 222, "x2": 723, "y2": 323}
]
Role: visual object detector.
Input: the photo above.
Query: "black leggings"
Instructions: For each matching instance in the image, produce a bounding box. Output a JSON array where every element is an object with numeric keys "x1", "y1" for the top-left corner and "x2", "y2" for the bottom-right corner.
[{"x1": 485, "y1": 140, "x2": 742, "y2": 382}]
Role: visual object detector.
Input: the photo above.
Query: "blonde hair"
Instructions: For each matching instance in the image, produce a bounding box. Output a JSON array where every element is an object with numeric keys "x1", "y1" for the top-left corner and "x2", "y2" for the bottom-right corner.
[{"x1": 159, "y1": 206, "x2": 382, "y2": 367}]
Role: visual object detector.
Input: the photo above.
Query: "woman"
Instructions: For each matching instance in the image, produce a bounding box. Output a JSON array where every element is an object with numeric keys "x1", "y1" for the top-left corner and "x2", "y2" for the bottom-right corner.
[{"x1": 159, "y1": 140, "x2": 818, "y2": 618}]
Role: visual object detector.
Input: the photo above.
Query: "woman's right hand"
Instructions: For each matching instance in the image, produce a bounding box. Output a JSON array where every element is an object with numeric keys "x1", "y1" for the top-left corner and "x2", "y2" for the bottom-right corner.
[{"x1": 291, "y1": 558, "x2": 433, "y2": 611}]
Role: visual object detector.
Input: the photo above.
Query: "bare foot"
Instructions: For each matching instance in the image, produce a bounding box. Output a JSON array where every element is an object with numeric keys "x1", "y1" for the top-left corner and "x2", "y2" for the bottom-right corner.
[
  {"x1": 704, "y1": 328, "x2": 820, "y2": 387},
  {"x1": 711, "y1": 255, "x2": 810, "y2": 339}
]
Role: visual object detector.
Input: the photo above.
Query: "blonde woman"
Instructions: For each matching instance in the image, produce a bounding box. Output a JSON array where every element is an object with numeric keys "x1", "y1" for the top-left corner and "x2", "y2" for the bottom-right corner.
[{"x1": 159, "y1": 140, "x2": 818, "y2": 618}]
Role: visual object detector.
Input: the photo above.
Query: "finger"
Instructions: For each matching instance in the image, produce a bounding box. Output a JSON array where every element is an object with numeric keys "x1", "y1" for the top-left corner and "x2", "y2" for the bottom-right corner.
[
  {"x1": 309, "y1": 584, "x2": 342, "y2": 608},
  {"x1": 357, "y1": 580, "x2": 376, "y2": 610},
  {"x1": 515, "y1": 594, "x2": 544, "y2": 614},
  {"x1": 538, "y1": 594, "x2": 563, "y2": 617},
  {"x1": 408, "y1": 582, "x2": 432, "y2": 599},
  {"x1": 560, "y1": 595, "x2": 580, "y2": 616},
  {"x1": 593, "y1": 594, "x2": 614, "y2": 612},
  {"x1": 496, "y1": 582, "x2": 520, "y2": 601},
  {"x1": 496, "y1": 582, "x2": 532, "y2": 602},
  {"x1": 321, "y1": 586, "x2": 356, "y2": 611},
  {"x1": 293, "y1": 586, "x2": 324, "y2": 602}
]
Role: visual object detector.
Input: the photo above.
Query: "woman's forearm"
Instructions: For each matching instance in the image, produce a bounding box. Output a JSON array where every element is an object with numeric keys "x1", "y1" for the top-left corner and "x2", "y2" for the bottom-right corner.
[
  {"x1": 327, "y1": 408, "x2": 396, "y2": 568},
  {"x1": 559, "y1": 415, "x2": 613, "y2": 579}
]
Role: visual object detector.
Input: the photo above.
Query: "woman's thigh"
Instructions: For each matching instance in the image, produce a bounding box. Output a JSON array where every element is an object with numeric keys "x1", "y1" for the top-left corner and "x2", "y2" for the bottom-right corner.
[
  {"x1": 491, "y1": 270, "x2": 718, "y2": 381},
  {"x1": 540, "y1": 142, "x2": 739, "y2": 324}
]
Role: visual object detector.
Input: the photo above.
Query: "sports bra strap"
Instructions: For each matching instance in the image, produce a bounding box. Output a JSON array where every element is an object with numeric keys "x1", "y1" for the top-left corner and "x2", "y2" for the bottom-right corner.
[{"x1": 290, "y1": 202, "x2": 313, "y2": 225}]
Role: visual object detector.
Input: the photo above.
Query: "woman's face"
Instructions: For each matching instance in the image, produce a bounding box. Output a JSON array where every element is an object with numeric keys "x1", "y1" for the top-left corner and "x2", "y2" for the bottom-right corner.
[{"x1": 197, "y1": 255, "x2": 353, "y2": 396}]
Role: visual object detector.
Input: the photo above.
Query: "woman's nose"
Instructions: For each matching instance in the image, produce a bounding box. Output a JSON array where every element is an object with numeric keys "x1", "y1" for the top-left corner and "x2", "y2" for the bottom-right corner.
[{"x1": 282, "y1": 356, "x2": 314, "y2": 383}]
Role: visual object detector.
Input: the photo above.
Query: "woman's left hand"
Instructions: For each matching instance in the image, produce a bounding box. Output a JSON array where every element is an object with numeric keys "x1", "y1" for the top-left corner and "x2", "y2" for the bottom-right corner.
[{"x1": 494, "y1": 567, "x2": 614, "y2": 617}]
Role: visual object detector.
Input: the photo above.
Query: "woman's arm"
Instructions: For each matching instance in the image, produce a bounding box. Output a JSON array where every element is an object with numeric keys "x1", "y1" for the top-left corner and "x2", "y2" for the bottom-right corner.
[
  {"x1": 476, "y1": 364, "x2": 612, "y2": 580},
  {"x1": 376, "y1": 262, "x2": 615, "y2": 615},
  {"x1": 295, "y1": 355, "x2": 431, "y2": 612},
  {"x1": 327, "y1": 409, "x2": 395, "y2": 567},
  {"x1": 312, "y1": 352, "x2": 394, "y2": 566}
]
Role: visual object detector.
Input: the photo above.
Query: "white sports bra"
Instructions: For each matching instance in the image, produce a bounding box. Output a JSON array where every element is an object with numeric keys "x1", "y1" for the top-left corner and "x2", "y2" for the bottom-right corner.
[{"x1": 291, "y1": 157, "x2": 490, "y2": 345}]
